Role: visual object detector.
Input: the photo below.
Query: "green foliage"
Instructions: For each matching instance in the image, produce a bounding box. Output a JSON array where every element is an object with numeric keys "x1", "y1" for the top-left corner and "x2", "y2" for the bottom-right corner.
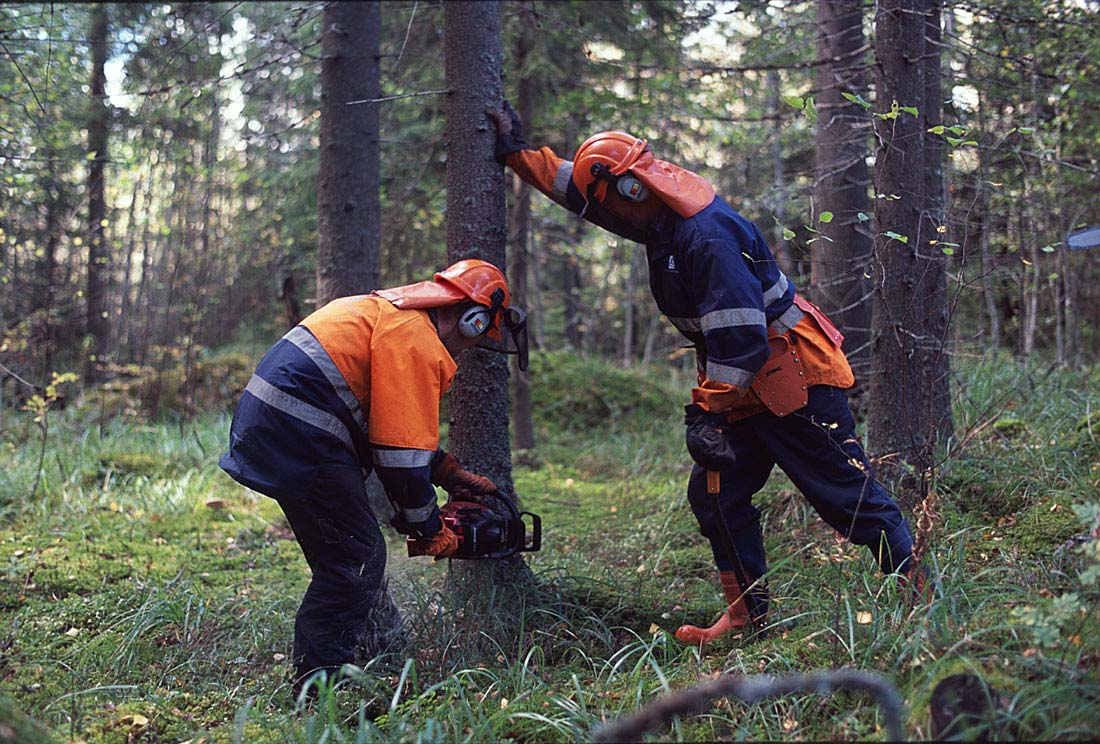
[
  {"x1": 88, "y1": 348, "x2": 254, "y2": 421},
  {"x1": 22, "y1": 373, "x2": 78, "y2": 424},
  {"x1": 1005, "y1": 497, "x2": 1080, "y2": 554},
  {"x1": 941, "y1": 456, "x2": 1032, "y2": 516},
  {"x1": 1012, "y1": 592, "x2": 1085, "y2": 648},
  {"x1": 991, "y1": 417, "x2": 1026, "y2": 438},
  {"x1": 528, "y1": 351, "x2": 685, "y2": 432}
]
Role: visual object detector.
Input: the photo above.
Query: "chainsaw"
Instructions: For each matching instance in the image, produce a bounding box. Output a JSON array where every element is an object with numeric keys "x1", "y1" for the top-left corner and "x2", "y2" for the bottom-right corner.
[{"x1": 407, "y1": 492, "x2": 542, "y2": 560}]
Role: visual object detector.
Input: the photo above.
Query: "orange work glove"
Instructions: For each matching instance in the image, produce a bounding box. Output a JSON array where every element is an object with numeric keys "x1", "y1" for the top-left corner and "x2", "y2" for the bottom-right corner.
[
  {"x1": 430, "y1": 451, "x2": 497, "y2": 496},
  {"x1": 411, "y1": 524, "x2": 459, "y2": 561}
]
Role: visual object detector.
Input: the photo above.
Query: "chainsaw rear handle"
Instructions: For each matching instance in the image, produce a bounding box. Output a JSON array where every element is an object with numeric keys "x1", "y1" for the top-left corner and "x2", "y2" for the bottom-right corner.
[{"x1": 519, "y1": 511, "x2": 541, "y2": 552}]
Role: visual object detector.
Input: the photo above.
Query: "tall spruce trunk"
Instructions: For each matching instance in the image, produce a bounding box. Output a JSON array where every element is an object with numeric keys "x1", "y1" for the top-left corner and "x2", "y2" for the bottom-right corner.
[
  {"x1": 920, "y1": 0, "x2": 953, "y2": 442},
  {"x1": 811, "y1": 0, "x2": 873, "y2": 380},
  {"x1": 867, "y1": 0, "x2": 953, "y2": 500},
  {"x1": 509, "y1": 6, "x2": 537, "y2": 453},
  {"x1": 316, "y1": 2, "x2": 392, "y2": 524},
  {"x1": 85, "y1": 3, "x2": 110, "y2": 382},
  {"x1": 443, "y1": 0, "x2": 538, "y2": 616},
  {"x1": 316, "y1": 1, "x2": 381, "y2": 305},
  {"x1": 114, "y1": 170, "x2": 141, "y2": 355}
]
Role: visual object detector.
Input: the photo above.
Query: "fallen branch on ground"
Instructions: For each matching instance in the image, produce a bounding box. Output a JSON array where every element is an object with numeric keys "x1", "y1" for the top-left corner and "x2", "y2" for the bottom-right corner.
[{"x1": 590, "y1": 669, "x2": 907, "y2": 742}]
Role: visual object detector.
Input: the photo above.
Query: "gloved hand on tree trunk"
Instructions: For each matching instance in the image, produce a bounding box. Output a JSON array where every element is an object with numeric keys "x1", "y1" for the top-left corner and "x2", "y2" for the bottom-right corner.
[
  {"x1": 684, "y1": 403, "x2": 738, "y2": 471},
  {"x1": 486, "y1": 99, "x2": 529, "y2": 164},
  {"x1": 430, "y1": 450, "x2": 498, "y2": 497}
]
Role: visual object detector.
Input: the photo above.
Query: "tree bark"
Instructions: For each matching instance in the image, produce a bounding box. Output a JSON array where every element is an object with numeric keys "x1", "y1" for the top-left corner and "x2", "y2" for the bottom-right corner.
[
  {"x1": 867, "y1": 0, "x2": 953, "y2": 496},
  {"x1": 115, "y1": 169, "x2": 141, "y2": 355},
  {"x1": 530, "y1": 230, "x2": 545, "y2": 351},
  {"x1": 443, "y1": 0, "x2": 537, "y2": 615},
  {"x1": 316, "y1": 0, "x2": 381, "y2": 305},
  {"x1": 128, "y1": 162, "x2": 159, "y2": 364},
  {"x1": 85, "y1": 3, "x2": 110, "y2": 382},
  {"x1": 974, "y1": 96, "x2": 1000, "y2": 352},
  {"x1": 508, "y1": 5, "x2": 537, "y2": 453},
  {"x1": 278, "y1": 269, "x2": 303, "y2": 329},
  {"x1": 919, "y1": 0, "x2": 953, "y2": 443},
  {"x1": 811, "y1": 0, "x2": 873, "y2": 380}
]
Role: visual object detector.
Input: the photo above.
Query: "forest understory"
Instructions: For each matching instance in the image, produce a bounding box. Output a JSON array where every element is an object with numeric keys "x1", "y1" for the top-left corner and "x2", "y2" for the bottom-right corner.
[{"x1": 1, "y1": 351, "x2": 1097, "y2": 742}]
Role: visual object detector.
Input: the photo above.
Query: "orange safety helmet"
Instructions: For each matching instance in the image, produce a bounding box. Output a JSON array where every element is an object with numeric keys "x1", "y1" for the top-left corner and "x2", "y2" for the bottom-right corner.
[
  {"x1": 434, "y1": 259, "x2": 510, "y2": 314},
  {"x1": 571, "y1": 131, "x2": 716, "y2": 219},
  {"x1": 373, "y1": 259, "x2": 508, "y2": 336},
  {"x1": 372, "y1": 259, "x2": 528, "y2": 369}
]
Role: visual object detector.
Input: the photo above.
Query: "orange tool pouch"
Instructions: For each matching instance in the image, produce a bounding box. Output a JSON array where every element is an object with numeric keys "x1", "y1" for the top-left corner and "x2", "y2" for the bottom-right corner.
[
  {"x1": 750, "y1": 335, "x2": 807, "y2": 417},
  {"x1": 793, "y1": 294, "x2": 844, "y2": 349}
]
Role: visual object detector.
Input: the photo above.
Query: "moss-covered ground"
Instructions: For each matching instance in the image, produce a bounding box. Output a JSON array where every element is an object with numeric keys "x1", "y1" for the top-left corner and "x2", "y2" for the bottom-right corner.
[{"x1": 1, "y1": 351, "x2": 1097, "y2": 741}]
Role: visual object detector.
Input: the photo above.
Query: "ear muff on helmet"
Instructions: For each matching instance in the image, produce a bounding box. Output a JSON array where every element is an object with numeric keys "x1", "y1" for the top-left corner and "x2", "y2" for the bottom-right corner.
[
  {"x1": 587, "y1": 160, "x2": 650, "y2": 205},
  {"x1": 458, "y1": 306, "x2": 492, "y2": 338},
  {"x1": 615, "y1": 174, "x2": 650, "y2": 203},
  {"x1": 572, "y1": 130, "x2": 717, "y2": 219},
  {"x1": 457, "y1": 288, "x2": 505, "y2": 339}
]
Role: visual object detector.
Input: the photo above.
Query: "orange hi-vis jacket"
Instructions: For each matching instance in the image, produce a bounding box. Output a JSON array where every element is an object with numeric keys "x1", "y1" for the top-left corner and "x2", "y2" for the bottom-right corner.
[
  {"x1": 301, "y1": 295, "x2": 457, "y2": 456},
  {"x1": 506, "y1": 147, "x2": 853, "y2": 422},
  {"x1": 219, "y1": 295, "x2": 454, "y2": 534}
]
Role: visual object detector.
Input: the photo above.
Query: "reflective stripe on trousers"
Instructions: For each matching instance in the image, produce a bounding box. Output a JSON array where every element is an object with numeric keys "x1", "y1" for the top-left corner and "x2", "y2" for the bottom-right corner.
[{"x1": 244, "y1": 375, "x2": 356, "y2": 452}]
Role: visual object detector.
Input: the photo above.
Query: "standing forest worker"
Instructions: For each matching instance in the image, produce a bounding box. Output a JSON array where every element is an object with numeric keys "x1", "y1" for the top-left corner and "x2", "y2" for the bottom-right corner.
[
  {"x1": 219, "y1": 259, "x2": 529, "y2": 692},
  {"x1": 490, "y1": 103, "x2": 913, "y2": 645}
]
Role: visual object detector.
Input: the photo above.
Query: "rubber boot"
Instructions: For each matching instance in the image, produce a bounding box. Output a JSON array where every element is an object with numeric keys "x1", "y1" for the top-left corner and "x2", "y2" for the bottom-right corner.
[{"x1": 675, "y1": 571, "x2": 755, "y2": 645}]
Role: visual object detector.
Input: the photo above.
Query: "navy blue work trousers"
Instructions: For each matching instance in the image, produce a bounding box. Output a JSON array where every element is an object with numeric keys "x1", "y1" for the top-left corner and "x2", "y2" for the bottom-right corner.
[
  {"x1": 687, "y1": 385, "x2": 913, "y2": 588},
  {"x1": 276, "y1": 464, "x2": 404, "y2": 683}
]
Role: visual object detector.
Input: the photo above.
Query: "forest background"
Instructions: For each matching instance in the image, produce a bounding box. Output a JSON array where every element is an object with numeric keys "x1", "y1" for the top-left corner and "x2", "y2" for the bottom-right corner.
[{"x1": 1, "y1": 1, "x2": 1098, "y2": 741}]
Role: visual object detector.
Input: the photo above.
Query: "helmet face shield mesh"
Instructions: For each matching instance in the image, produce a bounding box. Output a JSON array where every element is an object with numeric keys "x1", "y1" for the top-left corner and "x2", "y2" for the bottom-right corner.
[{"x1": 475, "y1": 307, "x2": 529, "y2": 370}]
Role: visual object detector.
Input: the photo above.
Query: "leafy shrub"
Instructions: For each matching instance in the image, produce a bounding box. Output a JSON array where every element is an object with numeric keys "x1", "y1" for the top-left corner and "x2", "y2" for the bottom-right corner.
[
  {"x1": 529, "y1": 351, "x2": 685, "y2": 432},
  {"x1": 83, "y1": 348, "x2": 255, "y2": 421}
]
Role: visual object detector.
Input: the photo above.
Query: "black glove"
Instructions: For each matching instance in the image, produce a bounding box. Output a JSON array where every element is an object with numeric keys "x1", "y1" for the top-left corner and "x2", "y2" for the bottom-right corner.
[
  {"x1": 684, "y1": 404, "x2": 737, "y2": 471},
  {"x1": 390, "y1": 511, "x2": 443, "y2": 539},
  {"x1": 487, "y1": 99, "x2": 529, "y2": 164}
]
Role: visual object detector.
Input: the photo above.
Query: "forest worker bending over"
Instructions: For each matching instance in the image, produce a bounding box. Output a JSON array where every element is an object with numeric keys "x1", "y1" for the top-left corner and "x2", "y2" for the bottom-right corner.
[
  {"x1": 219, "y1": 259, "x2": 528, "y2": 696},
  {"x1": 490, "y1": 103, "x2": 914, "y2": 645}
]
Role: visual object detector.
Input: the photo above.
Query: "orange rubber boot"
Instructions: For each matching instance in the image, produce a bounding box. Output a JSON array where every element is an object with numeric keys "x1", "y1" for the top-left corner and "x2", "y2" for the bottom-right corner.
[{"x1": 675, "y1": 571, "x2": 752, "y2": 645}]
